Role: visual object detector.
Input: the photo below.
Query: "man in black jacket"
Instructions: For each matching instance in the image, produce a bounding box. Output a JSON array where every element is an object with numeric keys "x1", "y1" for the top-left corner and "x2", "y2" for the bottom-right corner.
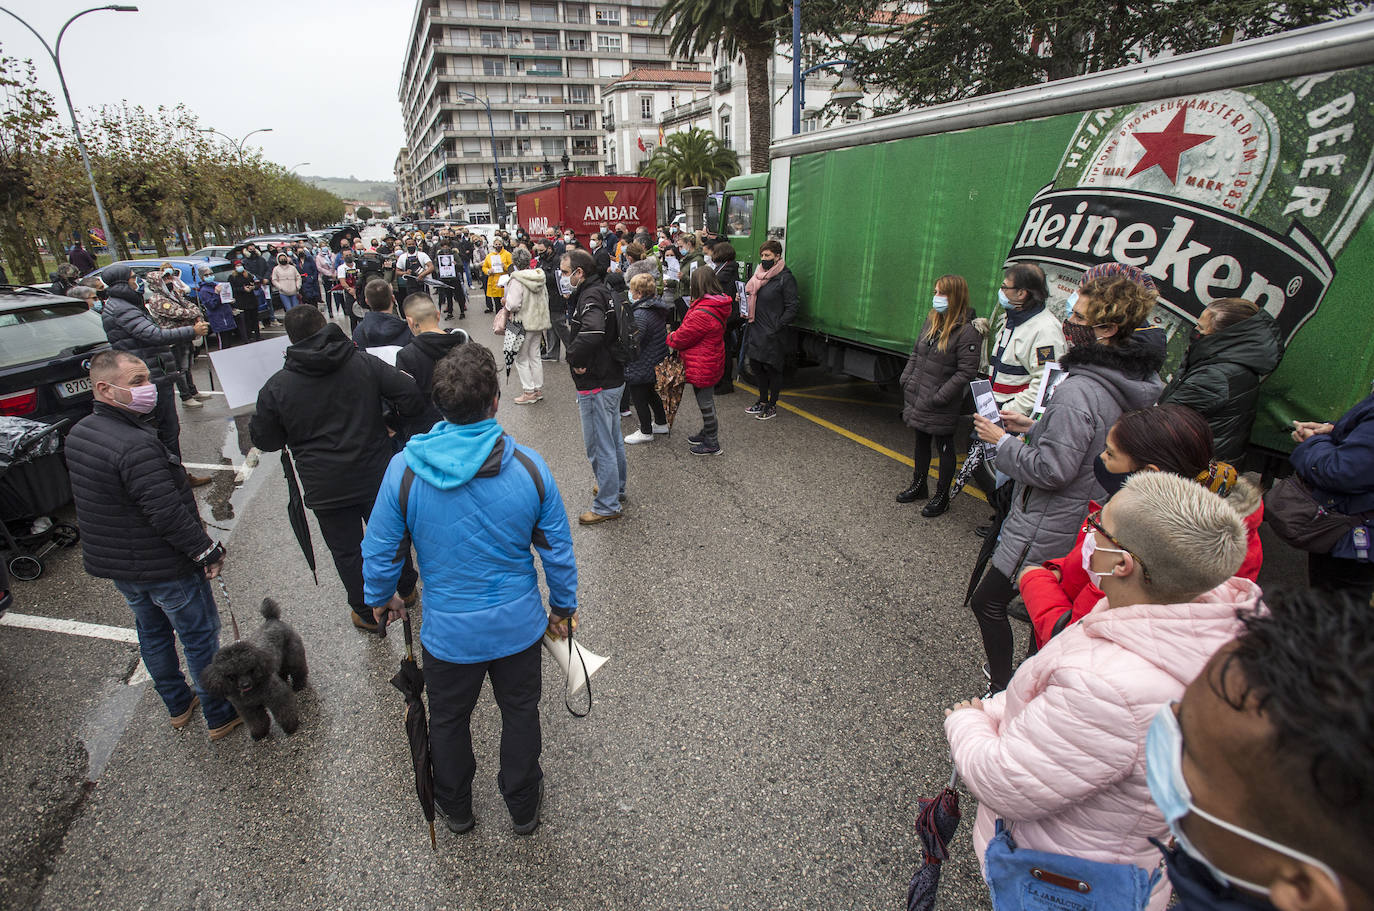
[
  {"x1": 249, "y1": 306, "x2": 426, "y2": 633},
  {"x1": 396, "y1": 293, "x2": 468, "y2": 432},
  {"x1": 66, "y1": 351, "x2": 241, "y2": 741},
  {"x1": 562, "y1": 249, "x2": 626, "y2": 525},
  {"x1": 240, "y1": 244, "x2": 273, "y2": 326},
  {"x1": 353, "y1": 279, "x2": 415, "y2": 349}
]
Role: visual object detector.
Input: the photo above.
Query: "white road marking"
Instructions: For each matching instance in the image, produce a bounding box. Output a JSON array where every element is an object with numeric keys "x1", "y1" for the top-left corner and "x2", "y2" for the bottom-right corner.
[
  {"x1": 181, "y1": 462, "x2": 243, "y2": 472},
  {"x1": 1, "y1": 613, "x2": 151, "y2": 687},
  {"x1": 195, "y1": 390, "x2": 225, "y2": 396}
]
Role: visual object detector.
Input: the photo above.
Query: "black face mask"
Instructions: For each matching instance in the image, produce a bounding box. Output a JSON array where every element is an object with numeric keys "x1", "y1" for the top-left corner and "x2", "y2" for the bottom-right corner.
[
  {"x1": 97, "y1": 289, "x2": 109, "y2": 301},
  {"x1": 407, "y1": 246, "x2": 417, "y2": 253},
  {"x1": 1155, "y1": 840, "x2": 1278, "y2": 911},
  {"x1": 1093, "y1": 454, "x2": 1132, "y2": 500},
  {"x1": 1063, "y1": 319, "x2": 1098, "y2": 349}
]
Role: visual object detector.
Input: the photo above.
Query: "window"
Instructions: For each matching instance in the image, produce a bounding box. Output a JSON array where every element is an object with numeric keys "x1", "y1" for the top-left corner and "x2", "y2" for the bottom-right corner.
[
  {"x1": 569, "y1": 86, "x2": 591, "y2": 103},
  {"x1": 462, "y1": 137, "x2": 482, "y2": 153},
  {"x1": 514, "y1": 112, "x2": 531, "y2": 129},
  {"x1": 565, "y1": 4, "x2": 589, "y2": 23},
  {"x1": 843, "y1": 107, "x2": 862, "y2": 122},
  {"x1": 597, "y1": 34, "x2": 621, "y2": 52},
  {"x1": 566, "y1": 34, "x2": 588, "y2": 50},
  {"x1": 570, "y1": 113, "x2": 591, "y2": 130},
  {"x1": 530, "y1": 2, "x2": 557, "y2": 20},
  {"x1": 532, "y1": 32, "x2": 558, "y2": 50},
  {"x1": 569, "y1": 59, "x2": 591, "y2": 76},
  {"x1": 630, "y1": 36, "x2": 648, "y2": 53},
  {"x1": 477, "y1": 0, "x2": 498, "y2": 17},
  {"x1": 480, "y1": 30, "x2": 503, "y2": 47},
  {"x1": 719, "y1": 113, "x2": 731, "y2": 149},
  {"x1": 724, "y1": 194, "x2": 754, "y2": 236},
  {"x1": 482, "y1": 58, "x2": 505, "y2": 75},
  {"x1": 504, "y1": 4, "x2": 519, "y2": 19},
  {"x1": 597, "y1": 58, "x2": 623, "y2": 78},
  {"x1": 639, "y1": 95, "x2": 653, "y2": 121},
  {"x1": 448, "y1": 28, "x2": 470, "y2": 46},
  {"x1": 801, "y1": 116, "x2": 819, "y2": 134},
  {"x1": 594, "y1": 6, "x2": 620, "y2": 24}
]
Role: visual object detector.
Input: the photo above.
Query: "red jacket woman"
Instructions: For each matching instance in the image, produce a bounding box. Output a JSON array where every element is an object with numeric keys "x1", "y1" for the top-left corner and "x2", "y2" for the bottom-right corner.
[
  {"x1": 667, "y1": 292, "x2": 733, "y2": 387},
  {"x1": 1019, "y1": 403, "x2": 1264, "y2": 648}
]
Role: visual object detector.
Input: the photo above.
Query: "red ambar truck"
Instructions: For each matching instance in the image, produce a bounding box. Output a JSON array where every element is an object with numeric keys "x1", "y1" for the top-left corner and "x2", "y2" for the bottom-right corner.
[{"x1": 515, "y1": 176, "x2": 658, "y2": 245}]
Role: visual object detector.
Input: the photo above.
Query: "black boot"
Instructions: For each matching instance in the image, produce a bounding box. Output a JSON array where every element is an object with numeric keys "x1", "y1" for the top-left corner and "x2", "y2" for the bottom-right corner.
[
  {"x1": 895, "y1": 476, "x2": 929, "y2": 503},
  {"x1": 921, "y1": 486, "x2": 951, "y2": 517}
]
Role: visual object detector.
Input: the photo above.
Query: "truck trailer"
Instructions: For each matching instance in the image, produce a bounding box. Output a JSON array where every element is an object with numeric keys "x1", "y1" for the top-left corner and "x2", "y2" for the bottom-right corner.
[
  {"x1": 719, "y1": 15, "x2": 1374, "y2": 459},
  {"x1": 515, "y1": 176, "x2": 658, "y2": 246}
]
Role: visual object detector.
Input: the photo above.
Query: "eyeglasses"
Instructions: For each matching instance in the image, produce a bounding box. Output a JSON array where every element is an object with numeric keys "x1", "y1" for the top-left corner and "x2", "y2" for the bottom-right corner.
[
  {"x1": 1084, "y1": 509, "x2": 1151, "y2": 583},
  {"x1": 1001, "y1": 283, "x2": 1018, "y2": 291}
]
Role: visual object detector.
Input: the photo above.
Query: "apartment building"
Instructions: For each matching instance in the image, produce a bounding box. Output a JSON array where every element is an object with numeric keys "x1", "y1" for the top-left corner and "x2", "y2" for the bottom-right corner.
[
  {"x1": 394, "y1": 147, "x2": 418, "y2": 216},
  {"x1": 397, "y1": 0, "x2": 706, "y2": 223}
]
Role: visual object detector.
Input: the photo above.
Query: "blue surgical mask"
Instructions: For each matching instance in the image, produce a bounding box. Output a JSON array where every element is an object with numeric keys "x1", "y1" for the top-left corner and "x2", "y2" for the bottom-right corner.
[
  {"x1": 932, "y1": 295, "x2": 949, "y2": 313},
  {"x1": 997, "y1": 288, "x2": 1015, "y2": 310},
  {"x1": 1067, "y1": 290, "x2": 1080, "y2": 313},
  {"x1": 1145, "y1": 705, "x2": 1342, "y2": 900}
]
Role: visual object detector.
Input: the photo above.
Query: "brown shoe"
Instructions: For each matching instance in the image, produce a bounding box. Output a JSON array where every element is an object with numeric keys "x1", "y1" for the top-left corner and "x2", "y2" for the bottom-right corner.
[
  {"x1": 208, "y1": 716, "x2": 242, "y2": 741},
  {"x1": 578, "y1": 510, "x2": 622, "y2": 525},
  {"x1": 170, "y1": 694, "x2": 199, "y2": 729},
  {"x1": 186, "y1": 472, "x2": 213, "y2": 488},
  {"x1": 351, "y1": 609, "x2": 381, "y2": 634}
]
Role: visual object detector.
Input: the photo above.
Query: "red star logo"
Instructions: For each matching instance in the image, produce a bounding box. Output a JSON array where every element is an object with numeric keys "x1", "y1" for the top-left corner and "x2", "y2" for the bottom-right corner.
[{"x1": 1126, "y1": 109, "x2": 1215, "y2": 184}]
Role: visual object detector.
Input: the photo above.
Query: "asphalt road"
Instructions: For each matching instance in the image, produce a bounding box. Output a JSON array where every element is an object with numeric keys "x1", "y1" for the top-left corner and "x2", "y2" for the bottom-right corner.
[{"x1": 0, "y1": 311, "x2": 1308, "y2": 911}]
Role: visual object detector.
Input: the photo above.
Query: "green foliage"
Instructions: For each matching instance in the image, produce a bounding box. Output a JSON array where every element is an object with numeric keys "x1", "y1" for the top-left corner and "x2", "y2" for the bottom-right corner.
[
  {"x1": 642, "y1": 127, "x2": 740, "y2": 191},
  {"x1": 355, "y1": 205, "x2": 373, "y2": 221},
  {"x1": 832, "y1": 0, "x2": 1362, "y2": 112},
  {"x1": 0, "y1": 50, "x2": 346, "y2": 281},
  {"x1": 654, "y1": 0, "x2": 792, "y2": 173}
]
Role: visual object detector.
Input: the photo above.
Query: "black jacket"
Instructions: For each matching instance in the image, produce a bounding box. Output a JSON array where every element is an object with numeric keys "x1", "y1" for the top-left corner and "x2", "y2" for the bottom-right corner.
[
  {"x1": 396, "y1": 329, "x2": 468, "y2": 430},
  {"x1": 1158, "y1": 310, "x2": 1284, "y2": 465},
  {"x1": 538, "y1": 251, "x2": 565, "y2": 314},
  {"x1": 228, "y1": 270, "x2": 257, "y2": 307},
  {"x1": 565, "y1": 274, "x2": 625, "y2": 391},
  {"x1": 900, "y1": 316, "x2": 983, "y2": 437},
  {"x1": 67, "y1": 403, "x2": 214, "y2": 582},
  {"x1": 593, "y1": 245, "x2": 612, "y2": 277},
  {"x1": 101, "y1": 284, "x2": 195, "y2": 380},
  {"x1": 742, "y1": 267, "x2": 799, "y2": 370},
  {"x1": 242, "y1": 252, "x2": 271, "y2": 282},
  {"x1": 712, "y1": 259, "x2": 739, "y2": 289},
  {"x1": 352, "y1": 311, "x2": 414, "y2": 349},
  {"x1": 249, "y1": 324, "x2": 427, "y2": 509}
]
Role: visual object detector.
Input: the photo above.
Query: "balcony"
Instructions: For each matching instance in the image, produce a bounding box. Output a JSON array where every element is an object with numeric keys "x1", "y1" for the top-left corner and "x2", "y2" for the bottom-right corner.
[
  {"x1": 714, "y1": 65, "x2": 732, "y2": 92},
  {"x1": 602, "y1": 114, "x2": 615, "y2": 130}
]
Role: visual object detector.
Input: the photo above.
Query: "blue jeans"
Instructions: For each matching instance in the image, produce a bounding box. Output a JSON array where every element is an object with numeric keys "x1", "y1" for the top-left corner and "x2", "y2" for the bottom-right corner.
[
  {"x1": 113, "y1": 574, "x2": 237, "y2": 728},
  {"x1": 279, "y1": 292, "x2": 300, "y2": 311},
  {"x1": 577, "y1": 384, "x2": 627, "y2": 515}
]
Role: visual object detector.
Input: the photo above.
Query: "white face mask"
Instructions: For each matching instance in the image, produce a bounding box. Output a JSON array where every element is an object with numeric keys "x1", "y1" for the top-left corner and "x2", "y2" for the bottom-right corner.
[{"x1": 1080, "y1": 530, "x2": 1127, "y2": 586}]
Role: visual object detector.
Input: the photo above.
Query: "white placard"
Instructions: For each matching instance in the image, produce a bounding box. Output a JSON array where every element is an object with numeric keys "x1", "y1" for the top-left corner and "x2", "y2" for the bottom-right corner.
[
  {"x1": 207, "y1": 335, "x2": 292, "y2": 409},
  {"x1": 217, "y1": 282, "x2": 234, "y2": 304},
  {"x1": 437, "y1": 253, "x2": 456, "y2": 278},
  {"x1": 1032, "y1": 363, "x2": 1068, "y2": 419},
  {"x1": 366, "y1": 345, "x2": 403, "y2": 366}
]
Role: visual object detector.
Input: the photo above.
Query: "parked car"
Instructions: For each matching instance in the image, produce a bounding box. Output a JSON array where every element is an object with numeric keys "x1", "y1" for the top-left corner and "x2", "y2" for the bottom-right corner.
[
  {"x1": 190, "y1": 245, "x2": 235, "y2": 260},
  {"x1": 85, "y1": 257, "x2": 235, "y2": 290},
  {"x1": 0, "y1": 286, "x2": 110, "y2": 427}
]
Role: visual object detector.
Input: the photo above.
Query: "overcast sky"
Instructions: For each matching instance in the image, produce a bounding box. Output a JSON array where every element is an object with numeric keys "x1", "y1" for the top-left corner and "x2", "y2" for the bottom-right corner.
[{"x1": 2, "y1": 0, "x2": 409, "y2": 180}]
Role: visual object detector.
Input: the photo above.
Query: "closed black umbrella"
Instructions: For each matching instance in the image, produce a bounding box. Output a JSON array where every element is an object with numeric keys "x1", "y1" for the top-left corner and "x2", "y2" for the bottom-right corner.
[
  {"x1": 390, "y1": 617, "x2": 436, "y2": 850},
  {"x1": 280, "y1": 450, "x2": 318, "y2": 585},
  {"x1": 906, "y1": 769, "x2": 963, "y2": 911}
]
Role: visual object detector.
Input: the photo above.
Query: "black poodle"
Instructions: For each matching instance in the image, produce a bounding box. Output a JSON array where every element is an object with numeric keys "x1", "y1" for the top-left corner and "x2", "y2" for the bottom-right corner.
[{"x1": 202, "y1": 598, "x2": 308, "y2": 740}]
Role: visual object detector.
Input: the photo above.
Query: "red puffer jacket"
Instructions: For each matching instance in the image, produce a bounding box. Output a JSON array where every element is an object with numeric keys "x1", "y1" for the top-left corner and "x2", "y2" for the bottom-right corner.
[
  {"x1": 1020, "y1": 484, "x2": 1264, "y2": 649},
  {"x1": 666, "y1": 293, "x2": 732, "y2": 387}
]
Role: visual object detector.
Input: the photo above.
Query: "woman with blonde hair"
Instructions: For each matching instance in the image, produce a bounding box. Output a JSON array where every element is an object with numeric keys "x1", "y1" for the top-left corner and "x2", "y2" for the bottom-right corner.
[{"x1": 897, "y1": 274, "x2": 986, "y2": 516}]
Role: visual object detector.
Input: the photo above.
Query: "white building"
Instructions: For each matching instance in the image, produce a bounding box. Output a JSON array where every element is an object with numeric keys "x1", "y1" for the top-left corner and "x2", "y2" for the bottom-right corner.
[
  {"x1": 394, "y1": 147, "x2": 418, "y2": 217},
  {"x1": 397, "y1": 0, "x2": 708, "y2": 223},
  {"x1": 600, "y1": 67, "x2": 713, "y2": 176}
]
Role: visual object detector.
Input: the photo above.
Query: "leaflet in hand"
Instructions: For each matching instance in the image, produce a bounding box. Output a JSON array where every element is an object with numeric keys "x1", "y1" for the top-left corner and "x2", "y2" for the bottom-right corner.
[{"x1": 970, "y1": 379, "x2": 1002, "y2": 427}]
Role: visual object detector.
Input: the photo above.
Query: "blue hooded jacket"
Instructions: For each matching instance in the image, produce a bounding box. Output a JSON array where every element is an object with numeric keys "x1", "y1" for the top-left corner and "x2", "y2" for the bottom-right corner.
[{"x1": 361, "y1": 419, "x2": 578, "y2": 663}]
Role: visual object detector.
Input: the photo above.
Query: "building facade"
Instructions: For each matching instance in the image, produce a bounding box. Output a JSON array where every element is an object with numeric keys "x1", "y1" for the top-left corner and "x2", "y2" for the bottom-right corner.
[
  {"x1": 600, "y1": 67, "x2": 712, "y2": 177},
  {"x1": 397, "y1": 0, "x2": 707, "y2": 223},
  {"x1": 394, "y1": 147, "x2": 418, "y2": 217}
]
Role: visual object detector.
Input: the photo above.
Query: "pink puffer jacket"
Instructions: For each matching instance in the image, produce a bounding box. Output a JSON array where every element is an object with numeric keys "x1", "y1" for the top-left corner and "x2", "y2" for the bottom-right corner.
[{"x1": 945, "y1": 577, "x2": 1261, "y2": 911}]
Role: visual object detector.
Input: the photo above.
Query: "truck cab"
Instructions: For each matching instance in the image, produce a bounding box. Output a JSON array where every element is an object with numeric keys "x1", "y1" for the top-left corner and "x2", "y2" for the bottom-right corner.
[{"x1": 719, "y1": 174, "x2": 769, "y2": 278}]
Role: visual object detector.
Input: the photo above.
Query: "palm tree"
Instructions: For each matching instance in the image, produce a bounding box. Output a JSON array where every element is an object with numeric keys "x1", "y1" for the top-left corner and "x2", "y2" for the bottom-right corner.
[
  {"x1": 642, "y1": 127, "x2": 740, "y2": 193},
  {"x1": 654, "y1": 0, "x2": 792, "y2": 175}
]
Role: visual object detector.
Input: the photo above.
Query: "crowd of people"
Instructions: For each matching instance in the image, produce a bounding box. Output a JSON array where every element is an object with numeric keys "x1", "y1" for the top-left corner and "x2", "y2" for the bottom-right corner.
[{"x1": 48, "y1": 205, "x2": 1374, "y2": 909}]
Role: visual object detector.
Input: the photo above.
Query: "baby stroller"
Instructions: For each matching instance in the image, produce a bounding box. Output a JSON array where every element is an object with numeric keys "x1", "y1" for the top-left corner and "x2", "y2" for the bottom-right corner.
[{"x1": 0, "y1": 417, "x2": 80, "y2": 581}]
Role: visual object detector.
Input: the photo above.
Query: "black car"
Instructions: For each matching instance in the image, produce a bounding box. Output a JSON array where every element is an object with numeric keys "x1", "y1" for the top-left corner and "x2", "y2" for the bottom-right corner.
[{"x1": 0, "y1": 287, "x2": 110, "y2": 428}]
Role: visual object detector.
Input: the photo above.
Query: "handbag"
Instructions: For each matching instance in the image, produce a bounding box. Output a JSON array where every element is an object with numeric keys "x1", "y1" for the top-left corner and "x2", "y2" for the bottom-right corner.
[
  {"x1": 985, "y1": 820, "x2": 1160, "y2": 911},
  {"x1": 492, "y1": 306, "x2": 508, "y2": 335},
  {"x1": 1264, "y1": 474, "x2": 1371, "y2": 553}
]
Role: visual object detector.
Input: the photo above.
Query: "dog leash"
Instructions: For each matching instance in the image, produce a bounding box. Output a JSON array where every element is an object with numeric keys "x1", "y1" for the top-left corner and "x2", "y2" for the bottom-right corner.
[{"x1": 214, "y1": 574, "x2": 242, "y2": 642}]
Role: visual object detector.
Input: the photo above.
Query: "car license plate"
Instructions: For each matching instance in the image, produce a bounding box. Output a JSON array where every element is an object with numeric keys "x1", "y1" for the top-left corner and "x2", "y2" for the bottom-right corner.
[{"x1": 56, "y1": 377, "x2": 92, "y2": 399}]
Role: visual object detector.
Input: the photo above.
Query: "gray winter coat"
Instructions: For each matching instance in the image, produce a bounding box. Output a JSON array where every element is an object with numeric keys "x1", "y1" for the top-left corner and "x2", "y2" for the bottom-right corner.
[
  {"x1": 101, "y1": 286, "x2": 195, "y2": 381},
  {"x1": 624, "y1": 294, "x2": 672, "y2": 385},
  {"x1": 900, "y1": 316, "x2": 985, "y2": 437},
  {"x1": 990, "y1": 337, "x2": 1164, "y2": 577}
]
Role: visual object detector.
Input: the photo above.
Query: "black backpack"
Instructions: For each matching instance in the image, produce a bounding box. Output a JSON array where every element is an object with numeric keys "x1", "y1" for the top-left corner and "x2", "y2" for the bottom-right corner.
[{"x1": 608, "y1": 288, "x2": 640, "y2": 363}]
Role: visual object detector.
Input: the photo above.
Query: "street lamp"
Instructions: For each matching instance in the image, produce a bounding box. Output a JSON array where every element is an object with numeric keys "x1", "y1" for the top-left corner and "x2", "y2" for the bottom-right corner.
[
  {"x1": 200, "y1": 127, "x2": 273, "y2": 233},
  {"x1": 0, "y1": 4, "x2": 139, "y2": 262},
  {"x1": 486, "y1": 178, "x2": 496, "y2": 226},
  {"x1": 454, "y1": 90, "x2": 507, "y2": 228},
  {"x1": 792, "y1": 59, "x2": 861, "y2": 135},
  {"x1": 287, "y1": 161, "x2": 310, "y2": 172}
]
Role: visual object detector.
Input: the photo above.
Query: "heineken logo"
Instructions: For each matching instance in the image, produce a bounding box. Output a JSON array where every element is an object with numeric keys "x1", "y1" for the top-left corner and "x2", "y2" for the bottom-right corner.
[{"x1": 1006, "y1": 185, "x2": 1333, "y2": 343}]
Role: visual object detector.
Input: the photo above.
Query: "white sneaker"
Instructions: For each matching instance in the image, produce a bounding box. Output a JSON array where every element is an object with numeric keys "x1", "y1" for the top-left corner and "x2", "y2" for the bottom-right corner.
[
  {"x1": 651, "y1": 423, "x2": 670, "y2": 435},
  {"x1": 624, "y1": 430, "x2": 654, "y2": 444},
  {"x1": 181, "y1": 398, "x2": 203, "y2": 409}
]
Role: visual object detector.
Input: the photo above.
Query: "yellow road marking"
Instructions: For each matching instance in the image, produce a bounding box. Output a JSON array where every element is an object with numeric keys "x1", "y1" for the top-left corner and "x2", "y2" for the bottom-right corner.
[{"x1": 736, "y1": 382, "x2": 988, "y2": 503}]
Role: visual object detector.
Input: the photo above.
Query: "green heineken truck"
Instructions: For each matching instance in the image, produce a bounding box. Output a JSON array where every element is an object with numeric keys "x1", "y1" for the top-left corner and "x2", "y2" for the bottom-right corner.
[{"x1": 719, "y1": 15, "x2": 1374, "y2": 458}]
